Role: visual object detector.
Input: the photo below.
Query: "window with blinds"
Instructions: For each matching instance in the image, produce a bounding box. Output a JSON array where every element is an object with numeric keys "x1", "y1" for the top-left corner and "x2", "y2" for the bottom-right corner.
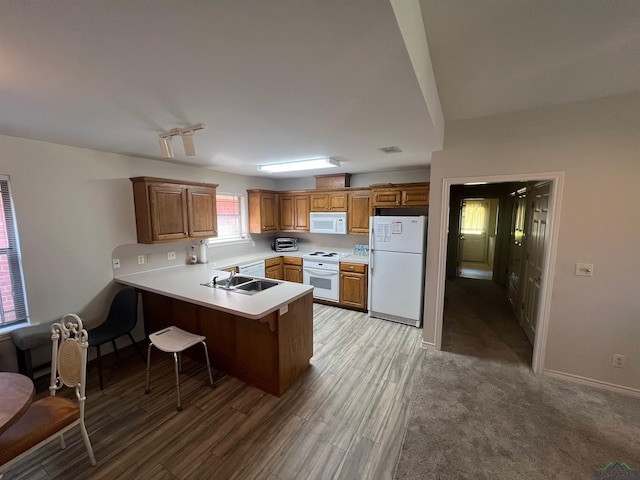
[
  {"x1": 208, "y1": 193, "x2": 248, "y2": 244},
  {"x1": 0, "y1": 176, "x2": 29, "y2": 328}
]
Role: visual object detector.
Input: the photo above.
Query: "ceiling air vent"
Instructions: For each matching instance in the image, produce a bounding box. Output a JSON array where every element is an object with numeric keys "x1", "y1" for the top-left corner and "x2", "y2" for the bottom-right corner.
[{"x1": 378, "y1": 146, "x2": 402, "y2": 154}]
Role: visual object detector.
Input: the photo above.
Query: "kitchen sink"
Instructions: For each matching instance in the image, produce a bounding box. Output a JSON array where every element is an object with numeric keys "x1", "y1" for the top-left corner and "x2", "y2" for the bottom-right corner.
[
  {"x1": 201, "y1": 275, "x2": 282, "y2": 294},
  {"x1": 223, "y1": 275, "x2": 254, "y2": 286},
  {"x1": 234, "y1": 279, "x2": 280, "y2": 294}
]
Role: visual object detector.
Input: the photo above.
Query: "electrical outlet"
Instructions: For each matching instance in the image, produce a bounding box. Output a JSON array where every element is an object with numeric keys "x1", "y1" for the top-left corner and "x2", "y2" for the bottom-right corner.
[
  {"x1": 137, "y1": 255, "x2": 145, "y2": 265},
  {"x1": 112, "y1": 258, "x2": 120, "y2": 269},
  {"x1": 613, "y1": 354, "x2": 626, "y2": 368},
  {"x1": 167, "y1": 251, "x2": 176, "y2": 260},
  {"x1": 146, "y1": 253, "x2": 153, "y2": 263}
]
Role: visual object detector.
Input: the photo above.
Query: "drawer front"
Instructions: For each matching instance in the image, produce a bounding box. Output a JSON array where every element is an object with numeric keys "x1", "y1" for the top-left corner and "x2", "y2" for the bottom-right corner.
[
  {"x1": 340, "y1": 262, "x2": 366, "y2": 274},
  {"x1": 283, "y1": 256, "x2": 303, "y2": 266},
  {"x1": 265, "y1": 257, "x2": 282, "y2": 268}
]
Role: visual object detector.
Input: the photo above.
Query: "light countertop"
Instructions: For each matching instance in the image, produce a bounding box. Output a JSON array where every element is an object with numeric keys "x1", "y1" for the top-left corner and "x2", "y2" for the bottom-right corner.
[
  {"x1": 115, "y1": 264, "x2": 313, "y2": 320},
  {"x1": 204, "y1": 250, "x2": 369, "y2": 269}
]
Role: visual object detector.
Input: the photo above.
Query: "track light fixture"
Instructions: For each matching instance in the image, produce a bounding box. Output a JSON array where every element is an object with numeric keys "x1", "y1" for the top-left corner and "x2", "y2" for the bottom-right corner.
[{"x1": 158, "y1": 124, "x2": 204, "y2": 158}]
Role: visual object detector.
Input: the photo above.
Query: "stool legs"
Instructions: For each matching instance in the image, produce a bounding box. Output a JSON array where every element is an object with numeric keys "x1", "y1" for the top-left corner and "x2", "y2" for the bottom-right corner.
[
  {"x1": 145, "y1": 336, "x2": 215, "y2": 411},
  {"x1": 202, "y1": 341, "x2": 214, "y2": 387},
  {"x1": 173, "y1": 352, "x2": 182, "y2": 411},
  {"x1": 145, "y1": 343, "x2": 153, "y2": 394}
]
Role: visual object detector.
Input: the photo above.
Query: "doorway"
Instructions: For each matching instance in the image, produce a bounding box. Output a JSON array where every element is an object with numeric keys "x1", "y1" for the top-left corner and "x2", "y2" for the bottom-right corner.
[
  {"x1": 431, "y1": 172, "x2": 564, "y2": 374},
  {"x1": 458, "y1": 198, "x2": 499, "y2": 280}
]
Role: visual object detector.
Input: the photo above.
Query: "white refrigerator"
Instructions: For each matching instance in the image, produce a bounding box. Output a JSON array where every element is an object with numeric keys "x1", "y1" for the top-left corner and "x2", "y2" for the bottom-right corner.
[{"x1": 368, "y1": 215, "x2": 427, "y2": 327}]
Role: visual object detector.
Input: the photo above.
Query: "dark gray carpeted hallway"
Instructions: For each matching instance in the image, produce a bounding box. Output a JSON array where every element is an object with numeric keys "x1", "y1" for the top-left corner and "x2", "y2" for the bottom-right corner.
[{"x1": 394, "y1": 277, "x2": 640, "y2": 479}]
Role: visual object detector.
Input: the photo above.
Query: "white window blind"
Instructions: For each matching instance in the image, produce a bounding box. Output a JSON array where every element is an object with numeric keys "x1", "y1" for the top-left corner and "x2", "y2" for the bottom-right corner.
[
  {"x1": 209, "y1": 193, "x2": 248, "y2": 243},
  {"x1": 0, "y1": 176, "x2": 29, "y2": 327}
]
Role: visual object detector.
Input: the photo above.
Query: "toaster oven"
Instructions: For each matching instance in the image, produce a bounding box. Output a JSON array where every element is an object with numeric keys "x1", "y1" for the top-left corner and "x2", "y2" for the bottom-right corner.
[{"x1": 272, "y1": 237, "x2": 298, "y2": 252}]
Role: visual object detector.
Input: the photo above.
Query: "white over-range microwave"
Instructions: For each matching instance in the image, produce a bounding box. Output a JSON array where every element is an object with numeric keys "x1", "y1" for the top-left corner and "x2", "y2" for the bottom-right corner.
[{"x1": 309, "y1": 212, "x2": 347, "y2": 234}]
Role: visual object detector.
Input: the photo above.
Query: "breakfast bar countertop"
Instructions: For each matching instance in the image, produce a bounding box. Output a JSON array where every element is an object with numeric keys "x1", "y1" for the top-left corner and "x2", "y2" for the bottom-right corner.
[{"x1": 115, "y1": 264, "x2": 313, "y2": 320}]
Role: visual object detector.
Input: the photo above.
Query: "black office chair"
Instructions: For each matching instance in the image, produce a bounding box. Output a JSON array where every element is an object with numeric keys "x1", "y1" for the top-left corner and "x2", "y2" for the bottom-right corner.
[{"x1": 88, "y1": 287, "x2": 145, "y2": 389}]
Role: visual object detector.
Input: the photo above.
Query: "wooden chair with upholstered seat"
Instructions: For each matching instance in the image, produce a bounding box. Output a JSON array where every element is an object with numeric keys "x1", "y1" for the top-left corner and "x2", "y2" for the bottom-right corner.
[{"x1": 0, "y1": 314, "x2": 96, "y2": 477}]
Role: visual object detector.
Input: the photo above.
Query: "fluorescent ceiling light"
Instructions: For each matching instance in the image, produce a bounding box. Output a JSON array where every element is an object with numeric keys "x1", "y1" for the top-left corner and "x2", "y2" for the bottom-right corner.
[
  {"x1": 463, "y1": 181, "x2": 488, "y2": 186},
  {"x1": 257, "y1": 157, "x2": 340, "y2": 173}
]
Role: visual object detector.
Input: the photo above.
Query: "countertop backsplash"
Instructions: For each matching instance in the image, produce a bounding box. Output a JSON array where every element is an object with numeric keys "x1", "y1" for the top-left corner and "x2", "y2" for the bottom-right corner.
[{"x1": 112, "y1": 232, "x2": 370, "y2": 277}]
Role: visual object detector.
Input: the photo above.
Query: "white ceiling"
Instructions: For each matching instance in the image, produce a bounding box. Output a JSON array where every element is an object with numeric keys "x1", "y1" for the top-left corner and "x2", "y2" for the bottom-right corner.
[{"x1": 1, "y1": 1, "x2": 639, "y2": 179}]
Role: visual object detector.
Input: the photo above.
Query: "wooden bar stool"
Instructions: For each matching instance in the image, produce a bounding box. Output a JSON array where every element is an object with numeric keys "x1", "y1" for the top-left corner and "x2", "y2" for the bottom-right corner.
[{"x1": 144, "y1": 326, "x2": 214, "y2": 411}]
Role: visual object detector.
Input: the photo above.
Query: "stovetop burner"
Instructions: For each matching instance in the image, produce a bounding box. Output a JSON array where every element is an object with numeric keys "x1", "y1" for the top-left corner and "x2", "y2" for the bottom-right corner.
[{"x1": 303, "y1": 251, "x2": 349, "y2": 260}]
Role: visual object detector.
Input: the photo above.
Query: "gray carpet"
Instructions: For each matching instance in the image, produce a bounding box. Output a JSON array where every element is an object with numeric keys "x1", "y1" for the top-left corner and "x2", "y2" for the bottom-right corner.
[{"x1": 394, "y1": 278, "x2": 640, "y2": 480}]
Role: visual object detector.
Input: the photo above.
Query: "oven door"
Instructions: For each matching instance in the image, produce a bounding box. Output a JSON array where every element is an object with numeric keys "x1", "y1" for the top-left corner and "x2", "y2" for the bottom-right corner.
[{"x1": 303, "y1": 265, "x2": 339, "y2": 301}]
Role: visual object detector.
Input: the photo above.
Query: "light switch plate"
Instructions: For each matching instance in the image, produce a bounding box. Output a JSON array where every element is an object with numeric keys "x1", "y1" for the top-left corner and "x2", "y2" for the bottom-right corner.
[
  {"x1": 575, "y1": 263, "x2": 594, "y2": 276},
  {"x1": 112, "y1": 258, "x2": 120, "y2": 269}
]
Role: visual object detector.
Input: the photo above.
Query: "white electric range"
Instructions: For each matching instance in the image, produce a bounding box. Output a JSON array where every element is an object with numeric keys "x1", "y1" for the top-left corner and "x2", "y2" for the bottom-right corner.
[{"x1": 302, "y1": 251, "x2": 349, "y2": 302}]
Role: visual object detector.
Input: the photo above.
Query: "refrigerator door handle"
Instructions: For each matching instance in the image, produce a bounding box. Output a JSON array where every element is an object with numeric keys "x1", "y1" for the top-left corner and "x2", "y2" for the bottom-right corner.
[{"x1": 370, "y1": 250, "x2": 373, "y2": 270}]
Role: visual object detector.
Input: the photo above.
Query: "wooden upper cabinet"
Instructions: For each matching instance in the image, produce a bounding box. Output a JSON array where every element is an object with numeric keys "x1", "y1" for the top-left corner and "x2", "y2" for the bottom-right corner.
[
  {"x1": 347, "y1": 190, "x2": 370, "y2": 235},
  {"x1": 310, "y1": 192, "x2": 348, "y2": 212},
  {"x1": 402, "y1": 186, "x2": 430, "y2": 206},
  {"x1": 248, "y1": 190, "x2": 279, "y2": 233},
  {"x1": 294, "y1": 195, "x2": 310, "y2": 230},
  {"x1": 370, "y1": 183, "x2": 430, "y2": 210},
  {"x1": 132, "y1": 177, "x2": 218, "y2": 244},
  {"x1": 149, "y1": 183, "x2": 189, "y2": 241},
  {"x1": 279, "y1": 194, "x2": 310, "y2": 232},
  {"x1": 187, "y1": 186, "x2": 218, "y2": 238},
  {"x1": 371, "y1": 189, "x2": 402, "y2": 207}
]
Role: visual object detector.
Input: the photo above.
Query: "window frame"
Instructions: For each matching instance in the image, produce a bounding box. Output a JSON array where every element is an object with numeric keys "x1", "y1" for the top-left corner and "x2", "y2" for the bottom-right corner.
[
  {"x1": 0, "y1": 175, "x2": 29, "y2": 330},
  {"x1": 207, "y1": 192, "x2": 250, "y2": 246}
]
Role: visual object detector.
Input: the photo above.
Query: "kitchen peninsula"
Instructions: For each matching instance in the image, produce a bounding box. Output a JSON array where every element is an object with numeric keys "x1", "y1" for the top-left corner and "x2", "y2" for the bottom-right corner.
[{"x1": 115, "y1": 265, "x2": 313, "y2": 396}]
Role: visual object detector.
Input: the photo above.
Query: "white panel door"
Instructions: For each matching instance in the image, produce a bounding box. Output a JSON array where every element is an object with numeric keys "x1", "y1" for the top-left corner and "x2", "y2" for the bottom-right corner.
[
  {"x1": 522, "y1": 183, "x2": 550, "y2": 345},
  {"x1": 369, "y1": 250, "x2": 424, "y2": 322}
]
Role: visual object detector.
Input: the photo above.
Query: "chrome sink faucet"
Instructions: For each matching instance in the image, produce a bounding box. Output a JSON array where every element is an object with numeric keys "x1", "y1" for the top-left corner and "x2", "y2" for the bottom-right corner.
[{"x1": 226, "y1": 270, "x2": 235, "y2": 288}]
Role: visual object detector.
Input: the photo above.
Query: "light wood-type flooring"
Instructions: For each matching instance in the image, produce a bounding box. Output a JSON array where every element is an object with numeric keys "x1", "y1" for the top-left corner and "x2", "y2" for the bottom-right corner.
[{"x1": 4, "y1": 304, "x2": 425, "y2": 480}]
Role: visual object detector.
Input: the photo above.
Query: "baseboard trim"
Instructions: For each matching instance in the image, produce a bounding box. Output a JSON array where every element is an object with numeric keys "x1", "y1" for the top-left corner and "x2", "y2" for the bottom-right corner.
[
  {"x1": 420, "y1": 340, "x2": 435, "y2": 350},
  {"x1": 543, "y1": 369, "x2": 640, "y2": 397}
]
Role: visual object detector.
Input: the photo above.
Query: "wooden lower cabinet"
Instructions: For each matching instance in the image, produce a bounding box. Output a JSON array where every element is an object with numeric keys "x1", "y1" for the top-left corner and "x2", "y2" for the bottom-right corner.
[
  {"x1": 265, "y1": 257, "x2": 283, "y2": 279},
  {"x1": 283, "y1": 257, "x2": 303, "y2": 283},
  {"x1": 141, "y1": 291, "x2": 313, "y2": 396},
  {"x1": 339, "y1": 262, "x2": 368, "y2": 311}
]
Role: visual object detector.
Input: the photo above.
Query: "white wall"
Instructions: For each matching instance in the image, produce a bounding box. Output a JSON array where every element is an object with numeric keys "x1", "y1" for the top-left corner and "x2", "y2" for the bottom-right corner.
[
  {"x1": 424, "y1": 92, "x2": 640, "y2": 391},
  {"x1": 275, "y1": 168, "x2": 430, "y2": 190},
  {"x1": 0, "y1": 134, "x2": 276, "y2": 370}
]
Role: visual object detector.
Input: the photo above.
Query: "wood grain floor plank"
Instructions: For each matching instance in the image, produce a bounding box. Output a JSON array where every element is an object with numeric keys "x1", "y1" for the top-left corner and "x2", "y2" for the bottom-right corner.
[{"x1": 1, "y1": 304, "x2": 424, "y2": 480}]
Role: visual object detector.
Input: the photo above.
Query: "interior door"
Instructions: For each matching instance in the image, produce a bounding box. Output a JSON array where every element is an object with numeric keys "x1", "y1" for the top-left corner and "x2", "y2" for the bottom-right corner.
[
  {"x1": 522, "y1": 182, "x2": 550, "y2": 345},
  {"x1": 460, "y1": 200, "x2": 489, "y2": 263}
]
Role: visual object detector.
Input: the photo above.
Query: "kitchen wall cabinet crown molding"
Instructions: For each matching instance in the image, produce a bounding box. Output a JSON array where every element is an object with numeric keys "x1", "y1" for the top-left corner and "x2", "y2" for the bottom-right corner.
[{"x1": 131, "y1": 177, "x2": 218, "y2": 244}]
